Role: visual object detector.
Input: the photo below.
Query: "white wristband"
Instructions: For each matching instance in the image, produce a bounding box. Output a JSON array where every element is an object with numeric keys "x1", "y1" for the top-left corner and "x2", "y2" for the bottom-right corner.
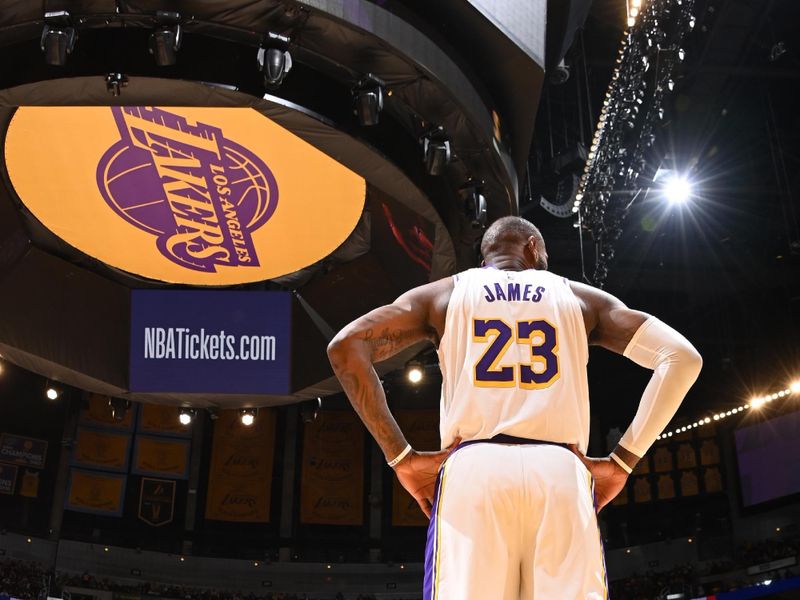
[
  {"x1": 387, "y1": 444, "x2": 412, "y2": 467},
  {"x1": 610, "y1": 451, "x2": 633, "y2": 474}
]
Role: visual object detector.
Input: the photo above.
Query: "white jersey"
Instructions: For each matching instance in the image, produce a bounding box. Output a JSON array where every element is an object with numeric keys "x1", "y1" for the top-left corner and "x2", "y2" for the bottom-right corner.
[{"x1": 437, "y1": 267, "x2": 591, "y2": 452}]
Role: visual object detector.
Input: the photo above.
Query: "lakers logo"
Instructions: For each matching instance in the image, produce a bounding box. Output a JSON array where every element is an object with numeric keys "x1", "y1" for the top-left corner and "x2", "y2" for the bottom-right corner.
[
  {"x1": 5, "y1": 105, "x2": 365, "y2": 285},
  {"x1": 96, "y1": 107, "x2": 278, "y2": 272}
]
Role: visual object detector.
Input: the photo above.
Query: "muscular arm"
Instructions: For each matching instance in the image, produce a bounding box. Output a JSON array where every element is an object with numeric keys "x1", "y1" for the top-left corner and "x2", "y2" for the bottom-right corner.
[
  {"x1": 326, "y1": 277, "x2": 453, "y2": 461},
  {"x1": 570, "y1": 281, "x2": 703, "y2": 471},
  {"x1": 569, "y1": 281, "x2": 650, "y2": 353}
]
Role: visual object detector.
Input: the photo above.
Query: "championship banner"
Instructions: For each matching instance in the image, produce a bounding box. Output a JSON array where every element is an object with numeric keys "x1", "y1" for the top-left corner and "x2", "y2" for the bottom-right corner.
[
  {"x1": 0, "y1": 433, "x2": 48, "y2": 469},
  {"x1": 72, "y1": 429, "x2": 131, "y2": 472},
  {"x1": 0, "y1": 463, "x2": 18, "y2": 494},
  {"x1": 138, "y1": 477, "x2": 176, "y2": 527},
  {"x1": 300, "y1": 411, "x2": 364, "y2": 526},
  {"x1": 137, "y1": 404, "x2": 191, "y2": 437},
  {"x1": 132, "y1": 436, "x2": 190, "y2": 479},
  {"x1": 130, "y1": 290, "x2": 291, "y2": 395},
  {"x1": 391, "y1": 410, "x2": 440, "y2": 527},
  {"x1": 79, "y1": 393, "x2": 136, "y2": 430},
  {"x1": 65, "y1": 469, "x2": 126, "y2": 516},
  {"x1": 205, "y1": 409, "x2": 276, "y2": 522}
]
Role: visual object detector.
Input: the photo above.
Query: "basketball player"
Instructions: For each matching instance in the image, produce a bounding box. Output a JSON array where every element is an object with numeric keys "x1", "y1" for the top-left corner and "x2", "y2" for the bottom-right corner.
[{"x1": 327, "y1": 216, "x2": 702, "y2": 599}]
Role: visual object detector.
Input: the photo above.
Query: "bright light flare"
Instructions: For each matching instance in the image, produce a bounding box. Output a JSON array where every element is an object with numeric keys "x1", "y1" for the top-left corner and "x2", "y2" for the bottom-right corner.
[
  {"x1": 407, "y1": 366, "x2": 424, "y2": 384},
  {"x1": 664, "y1": 175, "x2": 693, "y2": 205},
  {"x1": 46, "y1": 387, "x2": 59, "y2": 400},
  {"x1": 239, "y1": 408, "x2": 257, "y2": 426},
  {"x1": 790, "y1": 380, "x2": 800, "y2": 394}
]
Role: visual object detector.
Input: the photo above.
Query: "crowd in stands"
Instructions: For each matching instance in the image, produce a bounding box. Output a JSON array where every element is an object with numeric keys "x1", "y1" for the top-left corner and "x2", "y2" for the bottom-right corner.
[
  {"x1": 3, "y1": 534, "x2": 799, "y2": 600},
  {"x1": 0, "y1": 559, "x2": 49, "y2": 600},
  {"x1": 54, "y1": 572, "x2": 401, "y2": 600},
  {"x1": 610, "y1": 535, "x2": 800, "y2": 599}
]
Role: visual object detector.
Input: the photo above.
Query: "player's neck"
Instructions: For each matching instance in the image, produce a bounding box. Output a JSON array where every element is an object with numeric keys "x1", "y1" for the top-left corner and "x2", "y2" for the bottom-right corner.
[{"x1": 484, "y1": 255, "x2": 531, "y2": 272}]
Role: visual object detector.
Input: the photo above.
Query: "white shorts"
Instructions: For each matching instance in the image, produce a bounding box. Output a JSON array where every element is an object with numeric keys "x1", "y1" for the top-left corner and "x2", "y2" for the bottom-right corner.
[{"x1": 423, "y1": 442, "x2": 608, "y2": 600}]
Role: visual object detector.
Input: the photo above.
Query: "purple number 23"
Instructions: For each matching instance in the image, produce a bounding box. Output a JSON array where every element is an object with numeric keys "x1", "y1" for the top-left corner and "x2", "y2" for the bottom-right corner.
[{"x1": 473, "y1": 318, "x2": 560, "y2": 389}]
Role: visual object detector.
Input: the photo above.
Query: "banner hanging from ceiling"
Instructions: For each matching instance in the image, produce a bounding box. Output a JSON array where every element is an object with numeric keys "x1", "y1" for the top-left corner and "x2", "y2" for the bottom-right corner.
[
  {"x1": 4, "y1": 106, "x2": 365, "y2": 285},
  {"x1": 0, "y1": 433, "x2": 48, "y2": 469},
  {"x1": 72, "y1": 428, "x2": 131, "y2": 473},
  {"x1": 65, "y1": 469, "x2": 127, "y2": 516},
  {"x1": 205, "y1": 409, "x2": 276, "y2": 523},
  {"x1": 300, "y1": 411, "x2": 364, "y2": 526}
]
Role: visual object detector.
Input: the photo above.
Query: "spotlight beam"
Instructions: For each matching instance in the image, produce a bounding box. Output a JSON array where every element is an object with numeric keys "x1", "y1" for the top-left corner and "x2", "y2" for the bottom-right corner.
[{"x1": 663, "y1": 174, "x2": 693, "y2": 205}]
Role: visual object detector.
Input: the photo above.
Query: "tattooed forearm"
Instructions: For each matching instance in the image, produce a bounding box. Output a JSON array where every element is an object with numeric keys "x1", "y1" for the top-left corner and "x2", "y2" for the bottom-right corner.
[
  {"x1": 326, "y1": 292, "x2": 446, "y2": 461},
  {"x1": 329, "y1": 353, "x2": 408, "y2": 460},
  {"x1": 362, "y1": 326, "x2": 426, "y2": 362}
]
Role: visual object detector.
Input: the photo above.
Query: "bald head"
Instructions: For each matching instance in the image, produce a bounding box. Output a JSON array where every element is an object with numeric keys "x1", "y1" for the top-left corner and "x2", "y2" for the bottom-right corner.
[{"x1": 480, "y1": 216, "x2": 547, "y2": 270}]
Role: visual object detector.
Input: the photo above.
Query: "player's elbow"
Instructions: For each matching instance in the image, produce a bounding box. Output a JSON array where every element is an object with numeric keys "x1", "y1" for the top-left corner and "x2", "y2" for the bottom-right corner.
[
  {"x1": 679, "y1": 344, "x2": 703, "y2": 379},
  {"x1": 326, "y1": 336, "x2": 348, "y2": 363},
  {"x1": 688, "y1": 347, "x2": 703, "y2": 374},
  {"x1": 326, "y1": 333, "x2": 359, "y2": 367}
]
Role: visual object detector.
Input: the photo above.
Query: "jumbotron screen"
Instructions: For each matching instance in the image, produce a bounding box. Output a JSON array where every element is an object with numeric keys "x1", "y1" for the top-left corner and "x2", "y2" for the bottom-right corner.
[{"x1": 734, "y1": 410, "x2": 800, "y2": 507}]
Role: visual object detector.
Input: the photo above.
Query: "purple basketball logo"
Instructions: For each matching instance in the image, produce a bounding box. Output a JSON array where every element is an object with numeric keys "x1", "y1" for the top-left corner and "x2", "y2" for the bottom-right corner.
[{"x1": 96, "y1": 107, "x2": 278, "y2": 272}]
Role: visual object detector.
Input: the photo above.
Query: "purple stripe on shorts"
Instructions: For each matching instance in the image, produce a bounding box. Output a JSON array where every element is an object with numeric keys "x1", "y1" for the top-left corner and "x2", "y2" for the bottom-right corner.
[{"x1": 423, "y1": 464, "x2": 445, "y2": 600}]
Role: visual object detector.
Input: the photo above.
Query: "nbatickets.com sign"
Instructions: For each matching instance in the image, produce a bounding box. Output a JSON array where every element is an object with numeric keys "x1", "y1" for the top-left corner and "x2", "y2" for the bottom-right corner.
[{"x1": 97, "y1": 106, "x2": 278, "y2": 273}]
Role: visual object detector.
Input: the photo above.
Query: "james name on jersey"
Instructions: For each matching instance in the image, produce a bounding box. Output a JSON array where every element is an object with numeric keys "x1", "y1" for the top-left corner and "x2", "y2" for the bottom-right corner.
[{"x1": 481, "y1": 280, "x2": 546, "y2": 303}]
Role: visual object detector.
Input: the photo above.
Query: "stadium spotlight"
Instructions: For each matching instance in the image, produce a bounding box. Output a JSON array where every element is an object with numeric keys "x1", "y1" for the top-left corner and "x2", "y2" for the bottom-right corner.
[
  {"x1": 663, "y1": 174, "x2": 692, "y2": 205},
  {"x1": 461, "y1": 184, "x2": 488, "y2": 229},
  {"x1": 406, "y1": 361, "x2": 424, "y2": 384},
  {"x1": 40, "y1": 11, "x2": 77, "y2": 66},
  {"x1": 790, "y1": 380, "x2": 800, "y2": 394},
  {"x1": 240, "y1": 408, "x2": 258, "y2": 426},
  {"x1": 422, "y1": 128, "x2": 451, "y2": 176},
  {"x1": 353, "y1": 74, "x2": 386, "y2": 126},
  {"x1": 178, "y1": 408, "x2": 196, "y2": 426},
  {"x1": 45, "y1": 383, "x2": 61, "y2": 400},
  {"x1": 148, "y1": 11, "x2": 182, "y2": 67},
  {"x1": 108, "y1": 398, "x2": 131, "y2": 422},
  {"x1": 257, "y1": 34, "x2": 292, "y2": 90}
]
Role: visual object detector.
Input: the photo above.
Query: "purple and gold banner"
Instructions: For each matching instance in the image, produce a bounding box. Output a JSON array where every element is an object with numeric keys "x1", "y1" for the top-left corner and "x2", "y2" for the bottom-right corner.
[
  {"x1": 0, "y1": 463, "x2": 18, "y2": 494},
  {"x1": 138, "y1": 478, "x2": 176, "y2": 527},
  {"x1": 65, "y1": 469, "x2": 126, "y2": 516},
  {"x1": 72, "y1": 428, "x2": 131, "y2": 472},
  {"x1": 4, "y1": 106, "x2": 365, "y2": 286},
  {"x1": 79, "y1": 393, "x2": 136, "y2": 430},
  {"x1": 391, "y1": 411, "x2": 440, "y2": 526},
  {"x1": 300, "y1": 411, "x2": 364, "y2": 526},
  {"x1": 0, "y1": 433, "x2": 48, "y2": 469},
  {"x1": 205, "y1": 409, "x2": 276, "y2": 522},
  {"x1": 137, "y1": 404, "x2": 191, "y2": 437},
  {"x1": 132, "y1": 436, "x2": 190, "y2": 480}
]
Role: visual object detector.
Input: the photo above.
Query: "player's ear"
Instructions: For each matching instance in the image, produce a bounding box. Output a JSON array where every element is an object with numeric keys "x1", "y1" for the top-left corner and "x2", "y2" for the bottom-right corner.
[{"x1": 524, "y1": 236, "x2": 539, "y2": 266}]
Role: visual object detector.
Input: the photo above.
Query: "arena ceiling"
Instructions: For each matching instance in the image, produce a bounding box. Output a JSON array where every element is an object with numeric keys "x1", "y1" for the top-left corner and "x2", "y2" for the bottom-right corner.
[
  {"x1": 0, "y1": 0, "x2": 796, "y2": 426},
  {"x1": 527, "y1": 0, "x2": 800, "y2": 435},
  {"x1": 0, "y1": 1, "x2": 564, "y2": 408}
]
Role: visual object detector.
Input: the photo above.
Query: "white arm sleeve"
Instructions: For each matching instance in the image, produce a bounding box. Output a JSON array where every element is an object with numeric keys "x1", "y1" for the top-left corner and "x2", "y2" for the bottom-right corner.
[{"x1": 617, "y1": 316, "x2": 703, "y2": 458}]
